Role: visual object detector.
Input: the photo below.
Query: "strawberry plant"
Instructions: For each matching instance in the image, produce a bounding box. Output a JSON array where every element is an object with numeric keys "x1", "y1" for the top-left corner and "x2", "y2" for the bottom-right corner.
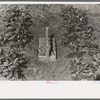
[{"x1": 0, "y1": 5, "x2": 34, "y2": 80}]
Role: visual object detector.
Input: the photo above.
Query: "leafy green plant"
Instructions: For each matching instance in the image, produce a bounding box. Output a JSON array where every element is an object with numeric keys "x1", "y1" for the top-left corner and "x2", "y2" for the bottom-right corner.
[
  {"x1": 60, "y1": 5, "x2": 100, "y2": 80},
  {"x1": 0, "y1": 5, "x2": 34, "y2": 80}
]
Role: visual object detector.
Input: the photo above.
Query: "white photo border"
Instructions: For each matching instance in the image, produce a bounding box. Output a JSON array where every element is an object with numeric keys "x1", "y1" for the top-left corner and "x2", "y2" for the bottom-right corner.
[{"x1": 0, "y1": 1, "x2": 99, "y2": 99}]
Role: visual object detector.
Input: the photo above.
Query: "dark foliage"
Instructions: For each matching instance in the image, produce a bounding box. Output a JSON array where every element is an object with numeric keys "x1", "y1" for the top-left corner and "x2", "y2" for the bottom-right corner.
[
  {"x1": 61, "y1": 6, "x2": 100, "y2": 80},
  {"x1": 0, "y1": 5, "x2": 34, "y2": 80}
]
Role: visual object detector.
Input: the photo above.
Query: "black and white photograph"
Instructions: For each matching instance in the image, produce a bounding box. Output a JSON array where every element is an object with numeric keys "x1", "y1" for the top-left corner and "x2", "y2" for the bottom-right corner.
[
  {"x1": 0, "y1": 2, "x2": 100, "y2": 99},
  {"x1": 0, "y1": 3, "x2": 100, "y2": 81}
]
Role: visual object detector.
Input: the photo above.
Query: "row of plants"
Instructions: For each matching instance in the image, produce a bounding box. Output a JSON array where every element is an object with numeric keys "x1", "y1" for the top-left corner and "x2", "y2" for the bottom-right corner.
[
  {"x1": 61, "y1": 6, "x2": 100, "y2": 80},
  {"x1": 0, "y1": 5, "x2": 34, "y2": 80},
  {"x1": 0, "y1": 5, "x2": 99, "y2": 80}
]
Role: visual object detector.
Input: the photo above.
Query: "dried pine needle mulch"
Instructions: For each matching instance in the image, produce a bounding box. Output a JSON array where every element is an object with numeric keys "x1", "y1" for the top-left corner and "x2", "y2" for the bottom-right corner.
[
  {"x1": 0, "y1": 56, "x2": 98, "y2": 81},
  {"x1": 22, "y1": 57, "x2": 71, "y2": 81}
]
